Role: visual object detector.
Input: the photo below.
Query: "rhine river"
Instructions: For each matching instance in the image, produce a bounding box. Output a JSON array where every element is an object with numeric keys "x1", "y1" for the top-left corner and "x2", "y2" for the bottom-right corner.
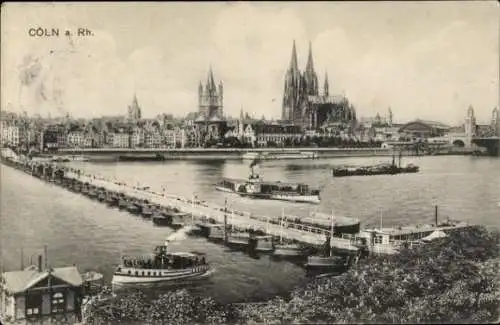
[{"x1": 1, "y1": 155, "x2": 499, "y2": 303}]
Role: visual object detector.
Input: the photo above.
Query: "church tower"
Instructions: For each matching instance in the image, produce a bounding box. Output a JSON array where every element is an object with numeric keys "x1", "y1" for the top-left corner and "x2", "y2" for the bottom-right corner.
[
  {"x1": 198, "y1": 66, "x2": 223, "y2": 118},
  {"x1": 303, "y1": 42, "x2": 319, "y2": 97},
  {"x1": 282, "y1": 40, "x2": 301, "y2": 121},
  {"x1": 465, "y1": 105, "x2": 476, "y2": 147},
  {"x1": 127, "y1": 94, "x2": 141, "y2": 121},
  {"x1": 492, "y1": 107, "x2": 499, "y2": 136},
  {"x1": 324, "y1": 72, "x2": 329, "y2": 97}
]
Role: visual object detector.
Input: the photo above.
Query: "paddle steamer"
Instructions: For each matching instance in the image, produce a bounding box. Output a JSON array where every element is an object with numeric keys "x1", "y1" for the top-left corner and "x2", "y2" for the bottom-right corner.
[{"x1": 215, "y1": 164, "x2": 321, "y2": 204}]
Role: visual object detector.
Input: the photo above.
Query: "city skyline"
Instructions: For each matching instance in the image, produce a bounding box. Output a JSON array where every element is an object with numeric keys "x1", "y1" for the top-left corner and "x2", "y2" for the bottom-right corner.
[{"x1": 1, "y1": 2, "x2": 498, "y2": 125}]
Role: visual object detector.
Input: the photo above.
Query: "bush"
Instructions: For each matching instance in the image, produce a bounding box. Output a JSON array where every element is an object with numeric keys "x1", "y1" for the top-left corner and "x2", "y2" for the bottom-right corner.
[
  {"x1": 234, "y1": 226, "x2": 499, "y2": 324},
  {"x1": 84, "y1": 289, "x2": 237, "y2": 325}
]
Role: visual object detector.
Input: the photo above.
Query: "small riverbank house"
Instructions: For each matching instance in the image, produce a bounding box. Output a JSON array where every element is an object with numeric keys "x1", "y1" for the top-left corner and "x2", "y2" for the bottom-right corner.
[{"x1": 0, "y1": 256, "x2": 84, "y2": 324}]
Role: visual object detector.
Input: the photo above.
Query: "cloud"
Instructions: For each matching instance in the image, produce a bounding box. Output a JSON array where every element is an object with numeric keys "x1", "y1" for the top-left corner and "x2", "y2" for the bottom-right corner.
[
  {"x1": 1, "y1": 3, "x2": 497, "y2": 124},
  {"x1": 206, "y1": 3, "x2": 309, "y2": 117},
  {"x1": 310, "y1": 18, "x2": 498, "y2": 124}
]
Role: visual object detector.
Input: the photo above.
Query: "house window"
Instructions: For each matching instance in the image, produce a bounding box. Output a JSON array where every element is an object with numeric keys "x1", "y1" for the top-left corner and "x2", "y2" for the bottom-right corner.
[
  {"x1": 51, "y1": 292, "x2": 65, "y2": 314},
  {"x1": 27, "y1": 307, "x2": 40, "y2": 316},
  {"x1": 26, "y1": 293, "x2": 42, "y2": 317}
]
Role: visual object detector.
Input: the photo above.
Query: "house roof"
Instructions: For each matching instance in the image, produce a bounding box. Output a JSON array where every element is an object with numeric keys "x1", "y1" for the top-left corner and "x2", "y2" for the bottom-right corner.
[
  {"x1": 399, "y1": 119, "x2": 450, "y2": 132},
  {"x1": 208, "y1": 114, "x2": 222, "y2": 122},
  {"x1": 413, "y1": 119, "x2": 450, "y2": 129},
  {"x1": 194, "y1": 115, "x2": 206, "y2": 122},
  {"x1": 2, "y1": 266, "x2": 83, "y2": 294}
]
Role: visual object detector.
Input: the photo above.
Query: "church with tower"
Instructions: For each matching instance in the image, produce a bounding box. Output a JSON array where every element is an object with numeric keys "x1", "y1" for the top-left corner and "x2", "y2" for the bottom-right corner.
[
  {"x1": 198, "y1": 66, "x2": 224, "y2": 119},
  {"x1": 282, "y1": 41, "x2": 356, "y2": 129},
  {"x1": 127, "y1": 94, "x2": 142, "y2": 121},
  {"x1": 194, "y1": 66, "x2": 227, "y2": 145}
]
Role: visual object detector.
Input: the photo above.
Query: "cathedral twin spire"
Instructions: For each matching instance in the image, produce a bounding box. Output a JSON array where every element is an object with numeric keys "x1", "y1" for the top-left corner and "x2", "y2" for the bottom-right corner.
[
  {"x1": 285, "y1": 40, "x2": 329, "y2": 97},
  {"x1": 282, "y1": 40, "x2": 331, "y2": 121}
]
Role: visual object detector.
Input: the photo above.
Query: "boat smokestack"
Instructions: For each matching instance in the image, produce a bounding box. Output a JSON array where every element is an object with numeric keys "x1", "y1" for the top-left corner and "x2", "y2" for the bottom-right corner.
[
  {"x1": 38, "y1": 255, "x2": 43, "y2": 272},
  {"x1": 249, "y1": 157, "x2": 260, "y2": 168},
  {"x1": 435, "y1": 205, "x2": 438, "y2": 226}
]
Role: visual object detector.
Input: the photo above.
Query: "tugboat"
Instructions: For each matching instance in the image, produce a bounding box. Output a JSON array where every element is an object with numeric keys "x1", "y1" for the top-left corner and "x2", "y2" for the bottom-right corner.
[
  {"x1": 111, "y1": 240, "x2": 212, "y2": 286},
  {"x1": 215, "y1": 158, "x2": 321, "y2": 204}
]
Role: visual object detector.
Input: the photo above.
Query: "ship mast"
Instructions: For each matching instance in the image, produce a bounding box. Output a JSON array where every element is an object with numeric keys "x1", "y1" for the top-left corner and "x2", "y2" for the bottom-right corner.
[
  {"x1": 280, "y1": 208, "x2": 285, "y2": 244},
  {"x1": 223, "y1": 198, "x2": 228, "y2": 244},
  {"x1": 329, "y1": 210, "x2": 335, "y2": 257}
]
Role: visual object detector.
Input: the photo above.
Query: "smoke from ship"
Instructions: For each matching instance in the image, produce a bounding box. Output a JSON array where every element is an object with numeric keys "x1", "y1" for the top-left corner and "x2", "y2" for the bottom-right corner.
[
  {"x1": 165, "y1": 225, "x2": 197, "y2": 245},
  {"x1": 249, "y1": 156, "x2": 261, "y2": 168}
]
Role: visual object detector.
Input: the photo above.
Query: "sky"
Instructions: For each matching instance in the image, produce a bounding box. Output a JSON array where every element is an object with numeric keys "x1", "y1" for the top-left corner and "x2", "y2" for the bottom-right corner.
[{"x1": 1, "y1": 1, "x2": 498, "y2": 125}]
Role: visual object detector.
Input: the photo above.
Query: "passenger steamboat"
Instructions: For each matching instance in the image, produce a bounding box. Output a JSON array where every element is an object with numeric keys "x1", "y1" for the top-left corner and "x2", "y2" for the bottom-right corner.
[
  {"x1": 215, "y1": 163, "x2": 321, "y2": 204},
  {"x1": 111, "y1": 241, "x2": 213, "y2": 286}
]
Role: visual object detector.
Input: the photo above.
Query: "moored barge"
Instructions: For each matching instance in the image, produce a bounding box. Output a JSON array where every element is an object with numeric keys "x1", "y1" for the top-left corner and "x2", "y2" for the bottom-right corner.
[{"x1": 332, "y1": 153, "x2": 419, "y2": 177}]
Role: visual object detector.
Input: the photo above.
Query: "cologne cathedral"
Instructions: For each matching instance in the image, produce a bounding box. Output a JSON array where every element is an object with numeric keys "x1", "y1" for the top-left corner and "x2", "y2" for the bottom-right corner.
[{"x1": 282, "y1": 41, "x2": 357, "y2": 129}]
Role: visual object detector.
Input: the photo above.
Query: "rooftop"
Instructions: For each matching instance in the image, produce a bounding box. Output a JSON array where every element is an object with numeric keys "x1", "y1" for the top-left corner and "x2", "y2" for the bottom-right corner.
[
  {"x1": 362, "y1": 221, "x2": 470, "y2": 237},
  {"x1": 400, "y1": 119, "x2": 451, "y2": 130},
  {"x1": 1, "y1": 265, "x2": 83, "y2": 294}
]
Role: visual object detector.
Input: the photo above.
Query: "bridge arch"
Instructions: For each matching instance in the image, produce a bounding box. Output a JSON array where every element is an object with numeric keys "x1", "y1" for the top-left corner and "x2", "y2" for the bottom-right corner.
[{"x1": 452, "y1": 139, "x2": 465, "y2": 147}]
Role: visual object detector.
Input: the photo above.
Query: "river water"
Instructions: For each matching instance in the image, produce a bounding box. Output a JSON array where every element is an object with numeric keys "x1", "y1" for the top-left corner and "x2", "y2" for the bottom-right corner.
[{"x1": 1, "y1": 155, "x2": 499, "y2": 303}]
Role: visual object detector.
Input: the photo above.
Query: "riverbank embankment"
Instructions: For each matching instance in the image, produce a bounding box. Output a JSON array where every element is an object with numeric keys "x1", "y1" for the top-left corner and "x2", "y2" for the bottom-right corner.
[{"x1": 53, "y1": 147, "x2": 409, "y2": 162}]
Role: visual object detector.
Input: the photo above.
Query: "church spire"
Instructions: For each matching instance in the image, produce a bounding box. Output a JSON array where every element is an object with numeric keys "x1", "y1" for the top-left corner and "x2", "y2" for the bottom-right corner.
[
  {"x1": 306, "y1": 41, "x2": 315, "y2": 73},
  {"x1": 207, "y1": 65, "x2": 216, "y2": 92},
  {"x1": 324, "y1": 71, "x2": 329, "y2": 97},
  {"x1": 128, "y1": 93, "x2": 141, "y2": 120},
  {"x1": 303, "y1": 41, "x2": 318, "y2": 96},
  {"x1": 289, "y1": 40, "x2": 299, "y2": 71}
]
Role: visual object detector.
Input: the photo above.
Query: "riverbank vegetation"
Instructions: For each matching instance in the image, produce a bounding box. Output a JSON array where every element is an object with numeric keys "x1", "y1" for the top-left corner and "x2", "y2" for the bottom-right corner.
[{"x1": 84, "y1": 226, "x2": 499, "y2": 324}]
